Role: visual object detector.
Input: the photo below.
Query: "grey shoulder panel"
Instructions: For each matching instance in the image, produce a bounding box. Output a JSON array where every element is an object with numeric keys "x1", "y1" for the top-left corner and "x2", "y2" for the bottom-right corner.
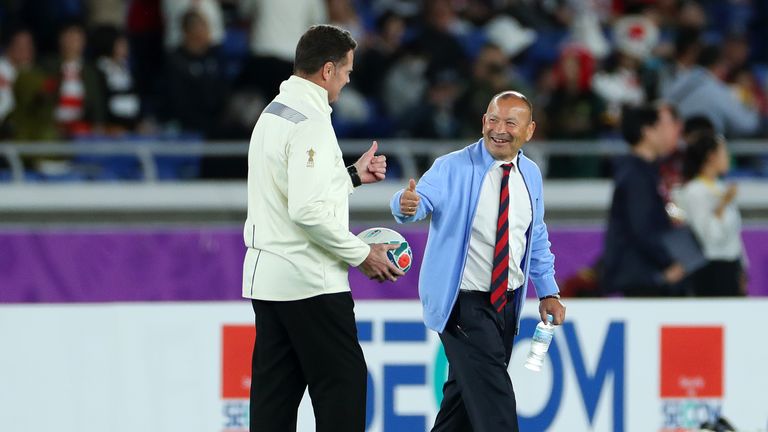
[{"x1": 263, "y1": 101, "x2": 308, "y2": 124}]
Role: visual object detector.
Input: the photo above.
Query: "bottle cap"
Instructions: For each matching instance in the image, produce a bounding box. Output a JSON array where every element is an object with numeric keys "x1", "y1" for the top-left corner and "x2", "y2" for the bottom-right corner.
[{"x1": 546, "y1": 314, "x2": 554, "y2": 325}]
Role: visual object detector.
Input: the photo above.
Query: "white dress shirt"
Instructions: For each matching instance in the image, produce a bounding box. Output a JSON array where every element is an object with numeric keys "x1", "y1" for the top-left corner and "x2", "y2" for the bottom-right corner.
[{"x1": 460, "y1": 157, "x2": 532, "y2": 292}]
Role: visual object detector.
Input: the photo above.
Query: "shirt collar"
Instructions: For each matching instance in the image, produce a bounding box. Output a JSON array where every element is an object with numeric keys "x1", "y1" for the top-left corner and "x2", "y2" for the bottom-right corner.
[
  {"x1": 478, "y1": 138, "x2": 523, "y2": 170},
  {"x1": 492, "y1": 154, "x2": 520, "y2": 171}
]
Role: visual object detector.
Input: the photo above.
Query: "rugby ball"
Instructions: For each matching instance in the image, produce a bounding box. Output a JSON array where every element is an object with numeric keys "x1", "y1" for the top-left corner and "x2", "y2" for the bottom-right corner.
[{"x1": 357, "y1": 227, "x2": 413, "y2": 273}]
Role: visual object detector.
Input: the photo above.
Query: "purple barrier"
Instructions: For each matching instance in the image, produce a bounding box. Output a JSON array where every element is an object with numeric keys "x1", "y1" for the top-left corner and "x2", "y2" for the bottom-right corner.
[{"x1": 1, "y1": 227, "x2": 766, "y2": 303}]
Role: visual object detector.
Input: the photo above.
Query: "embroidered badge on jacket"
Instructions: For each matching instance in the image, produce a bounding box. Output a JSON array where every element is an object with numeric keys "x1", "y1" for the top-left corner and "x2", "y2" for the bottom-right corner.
[{"x1": 307, "y1": 148, "x2": 315, "y2": 167}]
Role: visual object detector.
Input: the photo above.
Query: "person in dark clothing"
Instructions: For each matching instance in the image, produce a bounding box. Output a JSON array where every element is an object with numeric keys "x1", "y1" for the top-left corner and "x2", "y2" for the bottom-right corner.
[
  {"x1": 92, "y1": 25, "x2": 141, "y2": 133},
  {"x1": 164, "y1": 9, "x2": 233, "y2": 178},
  {"x1": 416, "y1": 0, "x2": 469, "y2": 79},
  {"x1": 601, "y1": 103, "x2": 686, "y2": 296},
  {"x1": 164, "y1": 10, "x2": 227, "y2": 138},
  {"x1": 353, "y1": 11, "x2": 406, "y2": 100}
]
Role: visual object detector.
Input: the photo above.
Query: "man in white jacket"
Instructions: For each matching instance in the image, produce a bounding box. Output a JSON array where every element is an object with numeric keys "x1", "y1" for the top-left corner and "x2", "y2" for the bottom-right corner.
[{"x1": 242, "y1": 25, "x2": 402, "y2": 432}]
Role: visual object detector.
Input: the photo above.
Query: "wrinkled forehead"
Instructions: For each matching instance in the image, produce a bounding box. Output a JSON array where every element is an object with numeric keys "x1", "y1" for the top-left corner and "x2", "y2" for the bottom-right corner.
[{"x1": 486, "y1": 97, "x2": 532, "y2": 121}]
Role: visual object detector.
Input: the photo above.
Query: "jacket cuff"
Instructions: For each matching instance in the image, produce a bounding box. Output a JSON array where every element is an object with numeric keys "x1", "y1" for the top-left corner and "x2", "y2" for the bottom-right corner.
[
  {"x1": 532, "y1": 275, "x2": 559, "y2": 298},
  {"x1": 390, "y1": 191, "x2": 408, "y2": 223},
  {"x1": 347, "y1": 243, "x2": 371, "y2": 267}
]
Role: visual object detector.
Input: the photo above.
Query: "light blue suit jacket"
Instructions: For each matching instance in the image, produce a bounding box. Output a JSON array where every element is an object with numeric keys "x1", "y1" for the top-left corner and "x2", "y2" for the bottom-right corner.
[{"x1": 390, "y1": 139, "x2": 559, "y2": 333}]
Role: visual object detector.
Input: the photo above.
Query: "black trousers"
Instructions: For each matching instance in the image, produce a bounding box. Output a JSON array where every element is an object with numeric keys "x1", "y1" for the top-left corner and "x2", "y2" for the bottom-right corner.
[
  {"x1": 250, "y1": 292, "x2": 367, "y2": 432},
  {"x1": 692, "y1": 259, "x2": 743, "y2": 296},
  {"x1": 432, "y1": 290, "x2": 522, "y2": 432}
]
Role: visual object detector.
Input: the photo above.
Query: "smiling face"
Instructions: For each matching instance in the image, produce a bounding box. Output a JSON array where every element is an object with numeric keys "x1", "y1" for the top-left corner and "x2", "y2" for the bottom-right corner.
[{"x1": 482, "y1": 94, "x2": 536, "y2": 161}]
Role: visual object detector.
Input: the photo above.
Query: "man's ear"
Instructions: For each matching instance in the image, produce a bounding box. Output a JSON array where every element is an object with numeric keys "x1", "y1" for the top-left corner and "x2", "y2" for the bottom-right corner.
[
  {"x1": 525, "y1": 121, "x2": 537, "y2": 141},
  {"x1": 321, "y1": 62, "x2": 334, "y2": 81}
]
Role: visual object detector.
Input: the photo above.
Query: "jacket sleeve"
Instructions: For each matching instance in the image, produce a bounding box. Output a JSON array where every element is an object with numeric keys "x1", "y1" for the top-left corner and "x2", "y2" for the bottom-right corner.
[
  {"x1": 286, "y1": 120, "x2": 370, "y2": 267},
  {"x1": 528, "y1": 169, "x2": 560, "y2": 298},
  {"x1": 390, "y1": 157, "x2": 445, "y2": 223}
]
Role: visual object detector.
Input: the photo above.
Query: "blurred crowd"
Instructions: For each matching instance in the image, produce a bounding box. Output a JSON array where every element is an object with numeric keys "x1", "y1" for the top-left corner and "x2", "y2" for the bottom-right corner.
[{"x1": 0, "y1": 0, "x2": 767, "y2": 179}]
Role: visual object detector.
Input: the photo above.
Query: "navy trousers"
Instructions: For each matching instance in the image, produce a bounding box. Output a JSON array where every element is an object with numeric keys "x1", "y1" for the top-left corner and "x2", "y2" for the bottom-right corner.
[{"x1": 432, "y1": 289, "x2": 522, "y2": 432}]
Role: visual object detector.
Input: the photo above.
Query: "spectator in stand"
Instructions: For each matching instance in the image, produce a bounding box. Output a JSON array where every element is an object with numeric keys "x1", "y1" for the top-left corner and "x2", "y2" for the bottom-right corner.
[
  {"x1": 353, "y1": 11, "x2": 407, "y2": 101},
  {"x1": 164, "y1": 10, "x2": 227, "y2": 138},
  {"x1": 4, "y1": 0, "x2": 87, "y2": 56},
  {"x1": 457, "y1": 43, "x2": 531, "y2": 138},
  {"x1": 84, "y1": 0, "x2": 125, "y2": 29},
  {"x1": 543, "y1": 43, "x2": 604, "y2": 178},
  {"x1": 0, "y1": 29, "x2": 35, "y2": 125},
  {"x1": 41, "y1": 22, "x2": 105, "y2": 138},
  {"x1": 677, "y1": 0, "x2": 708, "y2": 31},
  {"x1": 592, "y1": 15, "x2": 658, "y2": 128},
  {"x1": 505, "y1": 0, "x2": 573, "y2": 30},
  {"x1": 723, "y1": 34, "x2": 768, "y2": 120},
  {"x1": 416, "y1": 0, "x2": 469, "y2": 79},
  {"x1": 237, "y1": 0, "x2": 327, "y2": 102},
  {"x1": 678, "y1": 133, "x2": 748, "y2": 296},
  {"x1": 327, "y1": 0, "x2": 365, "y2": 41},
  {"x1": 654, "y1": 28, "x2": 702, "y2": 100},
  {"x1": 601, "y1": 103, "x2": 686, "y2": 297},
  {"x1": 401, "y1": 67, "x2": 463, "y2": 139},
  {"x1": 126, "y1": 0, "x2": 164, "y2": 117},
  {"x1": 92, "y1": 26, "x2": 141, "y2": 134},
  {"x1": 1, "y1": 28, "x2": 59, "y2": 141},
  {"x1": 664, "y1": 44, "x2": 762, "y2": 137},
  {"x1": 162, "y1": 0, "x2": 224, "y2": 50},
  {"x1": 381, "y1": 41, "x2": 429, "y2": 121}
]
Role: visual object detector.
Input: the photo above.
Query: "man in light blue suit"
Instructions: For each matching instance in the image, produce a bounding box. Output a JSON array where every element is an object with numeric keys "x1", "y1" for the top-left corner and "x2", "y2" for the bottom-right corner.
[{"x1": 390, "y1": 91, "x2": 566, "y2": 432}]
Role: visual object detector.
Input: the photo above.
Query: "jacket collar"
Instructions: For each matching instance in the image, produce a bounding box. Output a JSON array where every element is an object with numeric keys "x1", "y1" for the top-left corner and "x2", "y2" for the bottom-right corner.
[{"x1": 279, "y1": 75, "x2": 332, "y2": 115}]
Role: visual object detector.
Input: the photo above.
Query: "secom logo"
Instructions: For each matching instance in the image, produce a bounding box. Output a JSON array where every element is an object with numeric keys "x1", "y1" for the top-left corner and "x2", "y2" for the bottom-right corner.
[
  {"x1": 659, "y1": 326, "x2": 724, "y2": 431},
  {"x1": 221, "y1": 325, "x2": 255, "y2": 431}
]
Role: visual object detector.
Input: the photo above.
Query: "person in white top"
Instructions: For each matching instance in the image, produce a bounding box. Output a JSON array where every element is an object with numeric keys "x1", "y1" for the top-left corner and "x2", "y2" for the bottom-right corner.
[
  {"x1": 238, "y1": 0, "x2": 327, "y2": 101},
  {"x1": 162, "y1": 0, "x2": 224, "y2": 49},
  {"x1": 242, "y1": 25, "x2": 402, "y2": 432},
  {"x1": 678, "y1": 133, "x2": 747, "y2": 296}
]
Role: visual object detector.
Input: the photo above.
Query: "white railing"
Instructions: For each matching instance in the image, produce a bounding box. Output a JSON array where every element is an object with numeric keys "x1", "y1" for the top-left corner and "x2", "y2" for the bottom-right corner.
[{"x1": 2, "y1": 139, "x2": 767, "y2": 183}]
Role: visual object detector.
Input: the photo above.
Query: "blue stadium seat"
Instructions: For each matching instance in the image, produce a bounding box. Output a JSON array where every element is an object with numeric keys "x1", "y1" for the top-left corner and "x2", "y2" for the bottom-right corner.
[
  {"x1": 73, "y1": 135, "x2": 143, "y2": 180},
  {"x1": 154, "y1": 132, "x2": 203, "y2": 180},
  {"x1": 220, "y1": 27, "x2": 250, "y2": 80}
]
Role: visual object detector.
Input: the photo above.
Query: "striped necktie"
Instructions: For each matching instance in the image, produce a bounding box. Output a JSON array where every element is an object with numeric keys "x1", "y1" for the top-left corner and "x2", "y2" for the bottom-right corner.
[{"x1": 491, "y1": 163, "x2": 513, "y2": 312}]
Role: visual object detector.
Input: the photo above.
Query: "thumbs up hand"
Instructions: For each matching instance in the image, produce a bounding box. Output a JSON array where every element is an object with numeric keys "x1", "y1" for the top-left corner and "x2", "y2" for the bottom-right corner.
[
  {"x1": 353, "y1": 140, "x2": 387, "y2": 184},
  {"x1": 399, "y1": 179, "x2": 420, "y2": 216}
]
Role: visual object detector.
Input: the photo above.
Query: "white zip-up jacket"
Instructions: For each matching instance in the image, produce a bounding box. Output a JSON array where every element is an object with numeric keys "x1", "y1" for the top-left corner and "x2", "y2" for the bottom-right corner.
[{"x1": 242, "y1": 76, "x2": 371, "y2": 301}]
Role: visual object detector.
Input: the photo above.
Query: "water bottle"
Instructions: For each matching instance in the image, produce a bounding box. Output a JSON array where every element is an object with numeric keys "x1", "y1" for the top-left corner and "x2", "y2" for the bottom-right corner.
[{"x1": 525, "y1": 314, "x2": 555, "y2": 372}]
